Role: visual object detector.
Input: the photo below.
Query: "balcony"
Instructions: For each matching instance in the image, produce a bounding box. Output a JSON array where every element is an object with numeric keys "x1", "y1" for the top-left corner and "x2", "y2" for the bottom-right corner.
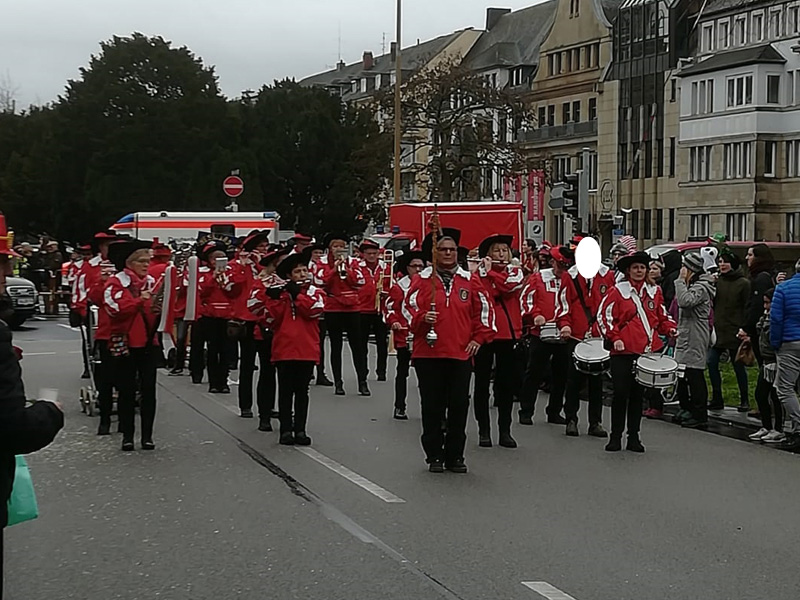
[{"x1": 519, "y1": 120, "x2": 598, "y2": 143}]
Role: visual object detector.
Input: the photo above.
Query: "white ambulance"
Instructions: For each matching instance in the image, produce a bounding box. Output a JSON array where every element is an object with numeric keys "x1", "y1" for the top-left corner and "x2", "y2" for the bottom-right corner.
[{"x1": 109, "y1": 211, "x2": 281, "y2": 244}]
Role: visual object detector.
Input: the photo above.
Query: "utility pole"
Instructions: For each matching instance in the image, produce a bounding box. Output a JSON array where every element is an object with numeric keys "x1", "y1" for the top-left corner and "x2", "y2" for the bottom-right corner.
[{"x1": 393, "y1": 0, "x2": 403, "y2": 204}]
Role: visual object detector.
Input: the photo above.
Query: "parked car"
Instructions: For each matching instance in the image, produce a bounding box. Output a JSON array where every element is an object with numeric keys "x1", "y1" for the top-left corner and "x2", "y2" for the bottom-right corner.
[
  {"x1": 4, "y1": 276, "x2": 39, "y2": 328},
  {"x1": 646, "y1": 241, "x2": 800, "y2": 274}
]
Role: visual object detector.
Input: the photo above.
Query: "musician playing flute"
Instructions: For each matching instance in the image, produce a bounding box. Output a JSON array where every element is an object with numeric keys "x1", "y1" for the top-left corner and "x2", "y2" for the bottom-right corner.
[
  {"x1": 406, "y1": 229, "x2": 496, "y2": 474},
  {"x1": 148, "y1": 240, "x2": 173, "y2": 368},
  {"x1": 597, "y1": 251, "x2": 677, "y2": 453},
  {"x1": 357, "y1": 239, "x2": 392, "y2": 383},
  {"x1": 473, "y1": 233, "x2": 525, "y2": 449}
]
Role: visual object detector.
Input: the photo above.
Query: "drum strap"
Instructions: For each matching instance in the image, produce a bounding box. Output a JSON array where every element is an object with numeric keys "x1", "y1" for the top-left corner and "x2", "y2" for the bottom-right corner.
[
  {"x1": 496, "y1": 297, "x2": 517, "y2": 342},
  {"x1": 630, "y1": 289, "x2": 654, "y2": 352},
  {"x1": 571, "y1": 277, "x2": 595, "y2": 332}
]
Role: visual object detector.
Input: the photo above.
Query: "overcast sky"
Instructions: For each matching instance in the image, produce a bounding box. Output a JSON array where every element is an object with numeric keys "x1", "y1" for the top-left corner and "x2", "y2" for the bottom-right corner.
[{"x1": 1, "y1": 0, "x2": 540, "y2": 109}]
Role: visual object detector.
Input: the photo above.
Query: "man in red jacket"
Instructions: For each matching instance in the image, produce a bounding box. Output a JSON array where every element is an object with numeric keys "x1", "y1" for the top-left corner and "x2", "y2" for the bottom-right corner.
[
  {"x1": 199, "y1": 241, "x2": 236, "y2": 395},
  {"x1": 556, "y1": 241, "x2": 615, "y2": 438},
  {"x1": 519, "y1": 245, "x2": 572, "y2": 426},
  {"x1": 358, "y1": 239, "x2": 391, "y2": 382},
  {"x1": 406, "y1": 231, "x2": 496, "y2": 473},
  {"x1": 473, "y1": 233, "x2": 525, "y2": 449},
  {"x1": 311, "y1": 233, "x2": 369, "y2": 396}
]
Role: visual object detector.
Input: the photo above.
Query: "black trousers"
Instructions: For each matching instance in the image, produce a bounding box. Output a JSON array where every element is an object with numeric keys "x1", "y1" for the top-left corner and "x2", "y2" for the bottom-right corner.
[
  {"x1": 361, "y1": 313, "x2": 389, "y2": 378},
  {"x1": 276, "y1": 361, "x2": 315, "y2": 434},
  {"x1": 677, "y1": 367, "x2": 709, "y2": 422},
  {"x1": 79, "y1": 313, "x2": 92, "y2": 375},
  {"x1": 394, "y1": 347, "x2": 412, "y2": 410},
  {"x1": 609, "y1": 355, "x2": 643, "y2": 439},
  {"x1": 201, "y1": 317, "x2": 230, "y2": 390},
  {"x1": 188, "y1": 320, "x2": 205, "y2": 381},
  {"x1": 253, "y1": 333, "x2": 277, "y2": 418},
  {"x1": 520, "y1": 337, "x2": 569, "y2": 419},
  {"x1": 174, "y1": 318, "x2": 188, "y2": 369},
  {"x1": 564, "y1": 340, "x2": 604, "y2": 426},
  {"x1": 325, "y1": 312, "x2": 367, "y2": 384},
  {"x1": 755, "y1": 367, "x2": 783, "y2": 431},
  {"x1": 113, "y1": 346, "x2": 158, "y2": 441},
  {"x1": 317, "y1": 319, "x2": 328, "y2": 378},
  {"x1": 95, "y1": 340, "x2": 115, "y2": 424},
  {"x1": 474, "y1": 340, "x2": 518, "y2": 434},
  {"x1": 415, "y1": 358, "x2": 472, "y2": 465}
]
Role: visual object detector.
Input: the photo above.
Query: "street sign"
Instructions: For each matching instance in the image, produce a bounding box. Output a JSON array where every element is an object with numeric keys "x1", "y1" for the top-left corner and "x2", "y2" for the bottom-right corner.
[
  {"x1": 223, "y1": 175, "x2": 244, "y2": 198},
  {"x1": 527, "y1": 220, "x2": 544, "y2": 246},
  {"x1": 548, "y1": 185, "x2": 564, "y2": 210},
  {"x1": 612, "y1": 228, "x2": 624, "y2": 244}
]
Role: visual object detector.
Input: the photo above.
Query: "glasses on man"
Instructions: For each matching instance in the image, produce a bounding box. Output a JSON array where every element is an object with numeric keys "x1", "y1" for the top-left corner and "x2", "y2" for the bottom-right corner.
[{"x1": 439, "y1": 248, "x2": 457, "y2": 254}]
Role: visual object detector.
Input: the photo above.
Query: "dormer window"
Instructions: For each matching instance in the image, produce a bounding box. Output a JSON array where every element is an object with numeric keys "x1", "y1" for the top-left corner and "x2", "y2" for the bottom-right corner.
[{"x1": 511, "y1": 67, "x2": 525, "y2": 87}]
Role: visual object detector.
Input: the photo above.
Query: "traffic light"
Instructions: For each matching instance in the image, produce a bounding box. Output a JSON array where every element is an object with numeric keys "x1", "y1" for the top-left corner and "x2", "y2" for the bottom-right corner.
[{"x1": 562, "y1": 171, "x2": 580, "y2": 218}]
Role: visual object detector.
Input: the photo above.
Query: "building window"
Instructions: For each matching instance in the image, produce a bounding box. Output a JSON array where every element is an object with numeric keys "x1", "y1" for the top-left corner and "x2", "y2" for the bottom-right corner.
[
  {"x1": 632, "y1": 142, "x2": 640, "y2": 179},
  {"x1": 562, "y1": 102, "x2": 571, "y2": 124},
  {"x1": 538, "y1": 106, "x2": 546, "y2": 127},
  {"x1": 669, "y1": 208, "x2": 676, "y2": 240},
  {"x1": 565, "y1": 51, "x2": 572, "y2": 73},
  {"x1": 765, "y1": 141, "x2": 777, "y2": 177},
  {"x1": 702, "y1": 23, "x2": 714, "y2": 53},
  {"x1": 589, "y1": 97, "x2": 597, "y2": 121},
  {"x1": 752, "y1": 12, "x2": 765, "y2": 42},
  {"x1": 573, "y1": 48, "x2": 581, "y2": 70},
  {"x1": 669, "y1": 137, "x2": 676, "y2": 177},
  {"x1": 657, "y1": 138, "x2": 664, "y2": 177},
  {"x1": 588, "y1": 151, "x2": 598, "y2": 191},
  {"x1": 644, "y1": 209, "x2": 652, "y2": 239},
  {"x1": 548, "y1": 54, "x2": 555, "y2": 77},
  {"x1": 787, "y1": 140, "x2": 800, "y2": 176},
  {"x1": 790, "y1": 5, "x2": 800, "y2": 35},
  {"x1": 548, "y1": 104, "x2": 555, "y2": 126},
  {"x1": 619, "y1": 143, "x2": 628, "y2": 179},
  {"x1": 630, "y1": 209, "x2": 640, "y2": 239},
  {"x1": 593, "y1": 43, "x2": 600, "y2": 67},
  {"x1": 554, "y1": 156, "x2": 572, "y2": 182},
  {"x1": 556, "y1": 52, "x2": 562, "y2": 74},
  {"x1": 690, "y1": 214, "x2": 710, "y2": 238},
  {"x1": 767, "y1": 75, "x2": 781, "y2": 104},
  {"x1": 570, "y1": 0, "x2": 580, "y2": 17},
  {"x1": 726, "y1": 75, "x2": 753, "y2": 108},
  {"x1": 689, "y1": 146, "x2": 713, "y2": 181},
  {"x1": 691, "y1": 79, "x2": 714, "y2": 115},
  {"x1": 787, "y1": 213, "x2": 798, "y2": 242},
  {"x1": 511, "y1": 68, "x2": 525, "y2": 87},
  {"x1": 656, "y1": 209, "x2": 664, "y2": 239},
  {"x1": 769, "y1": 7, "x2": 783, "y2": 38},
  {"x1": 670, "y1": 79, "x2": 677, "y2": 102},
  {"x1": 573, "y1": 100, "x2": 581, "y2": 122},
  {"x1": 723, "y1": 142, "x2": 753, "y2": 179},
  {"x1": 718, "y1": 19, "x2": 730, "y2": 48},
  {"x1": 645, "y1": 140, "x2": 653, "y2": 178},
  {"x1": 726, "y1": 214, "x2": 747, "y2": 242},
  {"x1": 733, "y1": 15, "x2": 747, "y2": 46}
]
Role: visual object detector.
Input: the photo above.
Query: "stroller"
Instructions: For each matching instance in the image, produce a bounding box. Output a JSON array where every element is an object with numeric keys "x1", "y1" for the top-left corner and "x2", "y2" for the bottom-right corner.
[{"x1": 78, "y1": 305, "x2": 119, "y2": 418}]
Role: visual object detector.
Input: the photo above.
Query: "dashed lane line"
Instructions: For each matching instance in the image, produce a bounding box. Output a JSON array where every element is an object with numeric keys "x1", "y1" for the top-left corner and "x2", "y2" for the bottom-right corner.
[{"x1": 522, "y1": 582, "x2": 579, "y2": 600}]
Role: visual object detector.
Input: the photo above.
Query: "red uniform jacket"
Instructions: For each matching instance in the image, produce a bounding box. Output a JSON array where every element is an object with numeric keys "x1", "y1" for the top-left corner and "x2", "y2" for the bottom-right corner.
[
  {"x1": 75, "y1": 256, "x2": 103, "y2": 316},
  {"x1": 221, "y1": 258, "x2": 259, "y2": 322},
  {"x1": 384, "y1": 275, "x2": 414, "y2": 349},
  {"x1": 520, "y1": 268, "x2": 562, "y2": 337},
  {"x1": 311, "y1": 253, "x2": 365, "y2": 313},
  {"x1": 68, "y1": 260, "x2": 84, "y2": 312},
  {"x1": 556, "y1": 264, "x2": 616, "y2": 341},
  {"x1": 103, "y1": 270, "x2": 159, "y2": 348},
  {"x1": 88, "y1": 277, "x2": 111, "y2": 341},
  {"x1": 148, "y1": 261, "x2": 169, "y2": 283},
  {"x1": 174, "y1": 267, "x2": 188, "y2": 319},
  {"x1": 263, "y1": 285, "x2": 326, "y2": 362},
  {"x1": 478, "y1": 264, "x2": 525, "y2": 341},
  {"x1": 405, "y1": 267, "x2": 496, "y2": 361},
  {"x1": 358, "y1": 260, "x2": 392, "y2": 314},
  {"x1": 199, "y1": 269, "x2": 235, "y2": 320},
  {"x1": 597, "y1": 280, "x2": 676, "y2": 356}
]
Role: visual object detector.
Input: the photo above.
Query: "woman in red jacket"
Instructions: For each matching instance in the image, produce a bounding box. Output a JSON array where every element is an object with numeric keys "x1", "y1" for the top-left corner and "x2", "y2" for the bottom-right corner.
[
  {"x1": 473, "y1": 233, "x2": 525, "y2": 449},
  {"x1": 198, "y1": 241, "x2": 235, "y2": 395},
  {"x1": 597, "y1": 251, "x2": 677, "y2": 453},
  {"x1": 263, "y1": 254, "x2": 326, "y2": 446},
  {"x1": 104, "y1": 240, "x2": 160, "y2": 451}
]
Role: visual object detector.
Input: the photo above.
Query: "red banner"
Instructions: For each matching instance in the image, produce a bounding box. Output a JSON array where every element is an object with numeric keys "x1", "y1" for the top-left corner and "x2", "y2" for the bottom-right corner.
[{"x1": 504, "y1": 170, "x2": 544, "y2": 221}]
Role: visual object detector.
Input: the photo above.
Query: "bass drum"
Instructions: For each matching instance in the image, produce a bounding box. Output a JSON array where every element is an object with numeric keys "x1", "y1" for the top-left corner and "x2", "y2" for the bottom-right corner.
[{"x1": 573, "y1": 339, "x2": 610, "y2": 375}]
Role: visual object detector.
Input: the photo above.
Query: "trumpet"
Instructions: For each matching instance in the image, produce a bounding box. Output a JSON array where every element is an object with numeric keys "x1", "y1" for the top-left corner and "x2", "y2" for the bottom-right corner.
[
  {"x1": 426, "y1": 206, "x2": 441, "y2": 348},
  {"x1": 378, "y1": 249, "x2": 394, "y2": 313},
  {"x1": 335, "y1": 249, "x2": 349, "y2": 279}
]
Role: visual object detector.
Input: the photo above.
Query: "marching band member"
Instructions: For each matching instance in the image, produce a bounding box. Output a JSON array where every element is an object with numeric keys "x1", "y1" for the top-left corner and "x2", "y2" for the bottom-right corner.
[
  {"x1": 384, "y1": 250, "x2": 424, "y2": 420},
  {"x1": 148, "y1": 240, "x2": 173, "y2": 368},
  {"x1": 262, "y1": 253, "x2": 326, "y2": 446},
  {"x1": 358, "y1": 239, "x2": 391, "y2": 382},
  {"x1": 473, "y1": 234, "x2": 525, "y2": 449},
  {"x1": 406, "y1": 231, "x2": 496, "y2": 473},
  {"x1": 170, "y1": 259, "x2": 189, "y2": 377},
  {"x1": 537, "y1": 241, "x2": 553, "y2": 271},
  {"x1": 198, "y1": 241, "x2": 234, "y2": 395},
  {"x1": 518, "y1": 245, "x2": 572, "y2": 426},
  {"x1": 87, "y1": 254, "x2": 117, "y2": 435},
  {"x1": 597, "y1": 251, "x2": 677, "y2": 453},
  {"x1": 306, "y1": 243, "x2": 333, "y2": 386},
  {"x1": 287, "y1": 233, "x2": 314, "y2": 256},
  {"x1": 104, "y1": 240, "x2": 160, "y2": 452},
  {"x1": 246, "y1": 248, "x2": 287, "y2": 431},
  {"x1": 521, "y1": 239, "x2": 538, "y2": 276},
  {"x1": 311, "y1": 233, "x2": 369, "y2": 396},
  {"x1": 556, "y1": 238, "x2": 614, "y2": 438}
]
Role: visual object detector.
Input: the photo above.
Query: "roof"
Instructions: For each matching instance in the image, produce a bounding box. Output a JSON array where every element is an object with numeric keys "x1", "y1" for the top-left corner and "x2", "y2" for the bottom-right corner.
[
  {"x1": 299, "y1": 30, "x2": 469, "y2": 90},
  {"x1": 461, "y1": 1, "x2": 558, "y2": 71},
  {"x1": 598, "y1": 0, "x2": 625, "y2": 23},
  {"x1": 699, "y1": 0, "x2": 765, "y2": 17},
  {"x1": 678, "y1": 43, "x2": 785, "y2": 77}
]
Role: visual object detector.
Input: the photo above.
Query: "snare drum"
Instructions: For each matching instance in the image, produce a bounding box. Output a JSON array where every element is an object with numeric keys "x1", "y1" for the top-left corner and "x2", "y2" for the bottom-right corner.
[
  {"x1": 573, "y1": 339, "x2": 610, "y2": 375},
  {"x1": 634, "y1": 354, "x2": 679, "y2": 389},
  {"x1": 539, "y1": 323, "x2": 562, "y2": 344},
  {"x1": 764, "y1": 362, "x2": 777, "y2": 384}
]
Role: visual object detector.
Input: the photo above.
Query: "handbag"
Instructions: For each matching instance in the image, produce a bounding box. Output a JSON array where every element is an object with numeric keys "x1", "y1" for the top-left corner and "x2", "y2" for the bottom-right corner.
[
  {"x1": 7, "y1": 455, "x2": 39, "y2": 527},
  {"x1": 735, "y1": 341, "x2": 756, "y2": 367},
  {"x1": 227, "y1": 319, "x2": 247, "y2": 341}
]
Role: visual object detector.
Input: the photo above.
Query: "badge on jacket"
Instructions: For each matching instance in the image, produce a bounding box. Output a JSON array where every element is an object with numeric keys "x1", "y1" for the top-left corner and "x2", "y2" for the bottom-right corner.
[
  {"x1": 459, "y1": 289, "x2": 469, "y2": 302},
  {"x1": 600, "y1": 284, "x2": 607, "y2": 295},
  {"x1": 648, "y1": 300, "x2": 655, "y2": 310}
]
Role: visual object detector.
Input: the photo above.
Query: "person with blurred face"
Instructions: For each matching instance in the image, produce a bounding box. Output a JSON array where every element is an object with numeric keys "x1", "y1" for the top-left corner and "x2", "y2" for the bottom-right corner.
[{"x1": 198, "y1": 243, "x2": 235, "y2": 396}]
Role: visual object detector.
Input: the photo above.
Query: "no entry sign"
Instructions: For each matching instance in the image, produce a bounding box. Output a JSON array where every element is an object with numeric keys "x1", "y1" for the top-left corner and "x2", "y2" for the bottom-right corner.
[{"x1": 223, "y1": 175, "x2": 244, "y2": 198}]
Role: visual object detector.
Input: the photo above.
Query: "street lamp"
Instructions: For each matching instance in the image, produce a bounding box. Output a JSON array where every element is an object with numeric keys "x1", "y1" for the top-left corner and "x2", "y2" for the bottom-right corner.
[{"x1": 393, "y1": 0, "x2": 402, "y2": 205}]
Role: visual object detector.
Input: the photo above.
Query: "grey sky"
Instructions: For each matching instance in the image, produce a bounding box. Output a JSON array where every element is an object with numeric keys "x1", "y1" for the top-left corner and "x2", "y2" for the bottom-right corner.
[{"x1": 2, "y1": 0, "x2": 540, "y2": 109}]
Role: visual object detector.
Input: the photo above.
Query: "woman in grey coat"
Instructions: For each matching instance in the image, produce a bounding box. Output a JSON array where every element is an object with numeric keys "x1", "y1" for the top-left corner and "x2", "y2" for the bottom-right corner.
[{"x1": 674, "y1": 252, "x2": 716, "y2": 429}]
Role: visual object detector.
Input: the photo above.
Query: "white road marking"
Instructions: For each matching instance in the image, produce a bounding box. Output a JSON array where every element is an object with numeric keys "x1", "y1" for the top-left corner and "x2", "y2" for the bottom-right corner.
[
  {"x1": 522, "y1": 582, "x2": 578, "y2": 600},
  {"x1": 58, "y1": 324, "x2": 79, "y2": 331},
  {"x1": 294, "y1": 447, "x2": 406, "y2": 504},
  {"x1": 21, "y1": 352, "x2": 57, "y2": 356}
]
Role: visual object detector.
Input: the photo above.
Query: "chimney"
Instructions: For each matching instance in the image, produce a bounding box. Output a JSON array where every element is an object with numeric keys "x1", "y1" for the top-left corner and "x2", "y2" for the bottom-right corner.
[
  {"x1": 336, "y1": 60, "x2": 346, "y2": 72},
  {"x1": 390, "y1": 41, "x2": 397, "y2": 63},
  {"x1": 363, "y1": 51, "x2": 374, "y2": 70},
  {"x1": 486, "y1": 8, "x2": 511, "y2": 31}
]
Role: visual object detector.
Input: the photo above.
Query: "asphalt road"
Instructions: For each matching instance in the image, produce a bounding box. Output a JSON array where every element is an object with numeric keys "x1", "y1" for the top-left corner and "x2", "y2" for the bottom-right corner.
[{"x1": 5, "y1": 319, "x2": 800, "y2": 600}]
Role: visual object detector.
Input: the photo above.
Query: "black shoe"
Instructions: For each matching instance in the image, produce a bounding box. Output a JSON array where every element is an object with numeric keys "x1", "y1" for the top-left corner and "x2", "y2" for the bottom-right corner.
[
  {"x1": 547, "y1": 414, "x2": 567, "y2": 425},
  {"x1": 192, "y1": 377, "x2": 203, "y2": 384},
  {"x1": 673, "y1": 410, "x2": 692, "y2": 424},
  {"x1": 121, "y1": 439, "x2": 135, "y2": 452},
  {"x1": 519, "y1": 414, "x2": 534, "y2": 426},
  {"x1": 240, "y1": 409, "x2": 254, "y2": 419},
  {"x1": 334, "y1": 383, "x2": 346, "y2": 396},
  {"x1": 377, "y1": 373, "x2": 387, "y2": 382},
  {"x1": 208, "y1": 387, "x2": 220, "y2": 394},
  {"x1": 478, "y1": 433, "x2": 492, "y2": 448},
  {"x1": 428, "y1": 460, "x2": 445, "y2": 473},
  {"x1": 588, "y1": 423, "x2": 608, "y2": 438},
  {"x1": 358, "y1": 381, "x2": 371, "y2": 396},
  {"x1": 446, "y1": 459, "x2": 468, "y2": 474},
  {"x1": 707, "y1": 403, "x2": 724, "y2": 412},
  {"x1": 169, "y1": 368, "x2": 184, "y2": 376},
  {"x1": 97, "y1": 421, "x2": 111, "y2": 436},
  {"x1": 279, "y1": 432, "x2": 294, "y2": 445},
  {"x1": 81, "y1": 370, "x2": 90, "y2": 379},
  {"x1": 141, "y1": 439, "x2": 155, "y2": 451},
  {"x1": 258, "y1": 419, "x2": 273, "y2": 432},
  {"x1": 393, "y1": 408, "x2": 408, "y2": 420},
  {"x1": 776, "y1": 433, "x2": 800, "y2": 451},
  {"x1": 626, "y1": 436, "x2": 646, "y2": 453},
  {"x1": 316, "y1": 375, "x2": 334, "y2": 387},
  {"x1": 681, "y1": 418, "x2": 708, "y2": 430},
  {"x1": 566, "y1": 420, "x2": 579, "y2": 437},
  {"x1": 737, "y1": 404, "x2": 750, "y2": 413},
  {"x1": 605, "y1": 437, "x2": 622, "y2": 452},
  {"x1": 271, "y1": 410, "x2": 280, "y2": 419},
  {"x1": 221, "y1": 385, "x2": 231, "y2": 394},
  {"x1": 294, "y1": 432, "x2": 312, "y2": 446},
  {"x1": 499, "y1": 432, "x2": 517, "y2": 448}
]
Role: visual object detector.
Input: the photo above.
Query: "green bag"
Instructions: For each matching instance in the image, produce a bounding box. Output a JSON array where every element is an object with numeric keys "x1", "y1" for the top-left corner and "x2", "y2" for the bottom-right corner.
[{"x1": 7, "y1": 456, "x2": 39, "y2": 527}]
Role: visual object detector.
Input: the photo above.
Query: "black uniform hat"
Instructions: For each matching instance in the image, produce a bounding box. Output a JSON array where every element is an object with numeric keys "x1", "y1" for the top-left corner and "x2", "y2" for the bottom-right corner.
[
  {"x1": 358, "y1": 239, "x2": 381, "y2": 252},
  {"x1": 323, "y1": 232, "x2": 350, "y2": 248},
  {"x1": 478, "y1": 234, "x2": 514, "y2": 259},
  {"x1": 107, "y1": 239, "x2": 152, "y2": 272},
  {"x1": 240, "y1": 230, "x2": 270, "y2": 252},
  {"x1": 396, "y1": 250, "x2": 425, "y2": 276},
  {"x1": 199, "y1": 240, "x2": 228, "y2": 261},
  {"x1": 259, "y1": 245, "x2": 291, "y2": 267},
  {"x1": 276, "y1": 253, "x2": 309, "y2": 280},
  {"x1": 617, "y1": 251, "x2": 652, "y2": 273}
]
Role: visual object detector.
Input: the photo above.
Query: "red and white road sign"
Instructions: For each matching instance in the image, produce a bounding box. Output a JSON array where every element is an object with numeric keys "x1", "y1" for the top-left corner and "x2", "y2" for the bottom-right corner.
[{"x1": 223, "y1": 175, "x2": 244, "y2": 198}]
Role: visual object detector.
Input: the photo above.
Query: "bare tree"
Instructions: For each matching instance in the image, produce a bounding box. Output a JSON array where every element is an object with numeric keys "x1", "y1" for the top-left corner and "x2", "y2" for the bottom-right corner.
[{"x1": 0, "y1": 71, "x2": 19, "y2": 113}]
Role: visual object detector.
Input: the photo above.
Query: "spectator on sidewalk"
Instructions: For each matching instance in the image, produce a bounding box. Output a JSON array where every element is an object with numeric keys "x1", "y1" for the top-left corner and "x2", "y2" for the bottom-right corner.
[
  {"x1": 750, "y1": 289, "x2": 784, "y2": 443},
  {"x1": 770, "y1": 259, "x2": 800, "y2": 451},
  {"x1": 708, "y1": 253, "x2": 750, "y2": 411}
]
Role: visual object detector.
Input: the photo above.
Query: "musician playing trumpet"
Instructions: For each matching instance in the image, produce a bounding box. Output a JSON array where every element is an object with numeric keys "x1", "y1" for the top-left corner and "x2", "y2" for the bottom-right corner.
[{"x1": 357, "y1": 239, "x2": 392, "y2": 383}]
